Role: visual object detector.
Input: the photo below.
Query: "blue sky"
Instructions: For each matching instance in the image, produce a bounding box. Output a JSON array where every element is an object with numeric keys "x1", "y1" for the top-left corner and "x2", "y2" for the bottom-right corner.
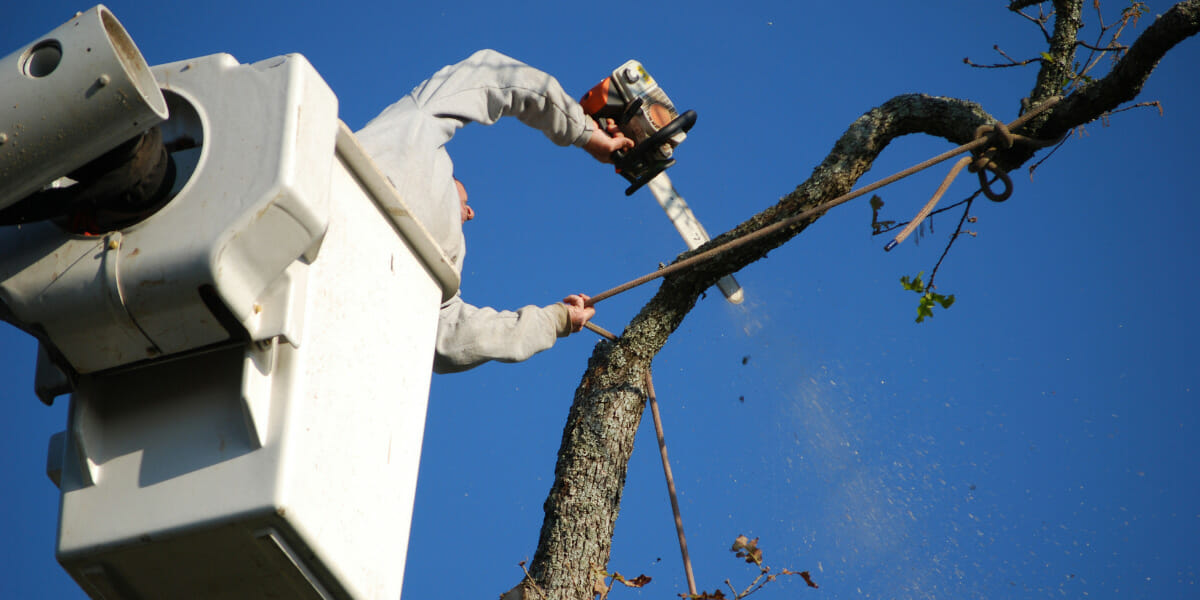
[{"x1": 2, "y1": 1, "x2": 1198, "y2": 598}]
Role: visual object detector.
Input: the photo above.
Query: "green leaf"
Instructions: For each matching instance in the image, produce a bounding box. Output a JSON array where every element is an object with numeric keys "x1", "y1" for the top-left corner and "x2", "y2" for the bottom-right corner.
[
  {"x1": 916, "y1": 295, "x2": 935, "y2": 323},
  {"x1": 899, "y1": 272, "x2": 926, "y2": 293},
  {"x1": 913, "y1": 291, "x2": 955, "y2": 322},
  {"x1": 1039, "y1": 52, "x2": 1054, "y2": 62},
  {"x1": 900, "y1": 273, "x2": 955, "y2": 323}
]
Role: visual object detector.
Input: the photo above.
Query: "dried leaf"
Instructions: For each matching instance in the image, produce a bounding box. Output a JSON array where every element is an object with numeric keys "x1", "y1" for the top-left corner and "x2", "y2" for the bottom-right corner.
[
  {"x1": 800, "y1": 571, "x2": 819, "y2": 589},
  {"x1": 680, "y1": 591, "x2": 727, "y2": 600},
  {"x1": 870, "y1": 194, "x2": 896, "y2": 234},
  {"x1": 591, "y1": 567, "x2": 610, "y2": 598},
  {"x1": 613, "y1": 573, "x2": 652, "y2": 588},
  {"x1": 731, "y1": 535, "x2": 763, "y2": 564}
]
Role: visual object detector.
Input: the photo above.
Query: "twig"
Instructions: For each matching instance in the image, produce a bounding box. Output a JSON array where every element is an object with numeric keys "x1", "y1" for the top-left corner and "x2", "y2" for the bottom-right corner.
[
  {"x1": 927, "y1": 194, "x2": 980, "y2": 290},
  {"x1": 516, "y1": 560, "x2": 545, "y2": 598},
  {"x1": 1027, "y1": 131, "x2": 1072, "y2": 178},
  {"x1": 1076, "y1": 39, "x2": 1128, "y2": 52},
  {"x1": 1104, "y1": 100, "x2": 1163, "y2": 118},
  {"x1": 1011, "y1": 4, "x2": 1054, "y2": 42},
  {"x1": 964, "y1": 44, "x2": 1043, "y2": 68},
  {"x1": 871, "y1": 197, "x2": 972, "y2": 236}
]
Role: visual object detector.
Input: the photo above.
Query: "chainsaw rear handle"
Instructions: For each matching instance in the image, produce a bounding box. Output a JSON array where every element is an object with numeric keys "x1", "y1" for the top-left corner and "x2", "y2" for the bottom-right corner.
[
  {"x1": 642, "y1": 109, "x2": 697, "y2": 154},
  {"x1": 612, "y1": 110, "x2": 697, "y2": 195},
  {"x1": 609, "y1": 109, "x2": 697, "y2": 164}
]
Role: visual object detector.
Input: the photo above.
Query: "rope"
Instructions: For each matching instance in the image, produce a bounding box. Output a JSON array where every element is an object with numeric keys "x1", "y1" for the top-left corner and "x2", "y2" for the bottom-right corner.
[
  {"x1": 584, "y1": 95, "x2": 1063, "y2": 307},
  {"x1": 575, "y1": 97, "x2": 1063, "y2": 595},
  {"x1": 645, "y1": 372, "x2": 699, "y2": 597},
  {"x1": 883, "y1": 119, "x2": 1065, "y2": 251},
  {"x1": 883, "y1": 155, "x2": 973, "y2": 251},
  {"x1": 584, "y1": 321, "x2": 699, "y2": 596}
]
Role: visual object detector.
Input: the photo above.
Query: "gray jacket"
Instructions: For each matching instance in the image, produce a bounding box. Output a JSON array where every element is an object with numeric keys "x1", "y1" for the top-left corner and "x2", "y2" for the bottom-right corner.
[{"x1": 356, "y1": 50, "x2": 592, "y2": 373}]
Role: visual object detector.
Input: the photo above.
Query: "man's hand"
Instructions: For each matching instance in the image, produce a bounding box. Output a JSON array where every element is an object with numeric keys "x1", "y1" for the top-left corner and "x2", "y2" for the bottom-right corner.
[
  {"x1": 582, "y1": 119, "x2": 634, "y2": 164},
  {"x1": 562, "y1": 293, "x2": 596, "y2": 333}
]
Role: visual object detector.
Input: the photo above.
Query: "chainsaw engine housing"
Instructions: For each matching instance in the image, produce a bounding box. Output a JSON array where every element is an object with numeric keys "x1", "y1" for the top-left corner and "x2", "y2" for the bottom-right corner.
[{"x1": 581, "y1": 60, "x2": 696, "y2": 195}]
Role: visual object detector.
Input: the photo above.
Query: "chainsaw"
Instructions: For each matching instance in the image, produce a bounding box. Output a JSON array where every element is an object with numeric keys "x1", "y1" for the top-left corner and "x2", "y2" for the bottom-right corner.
[
  {"x1": 581, "y1": 61, "x2": 742, "y2": 303},
  {"x1": 580, "y1": 60, "x2": 697, "y2": 196}
]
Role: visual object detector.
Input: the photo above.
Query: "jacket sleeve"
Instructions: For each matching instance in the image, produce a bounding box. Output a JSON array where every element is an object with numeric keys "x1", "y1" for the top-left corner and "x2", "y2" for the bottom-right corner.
[
  {"x1": 433, "y1": 294, "x2": 571, "y2": 374},
  {"x1": 408, "y1": 49, "x2": 593, "y2": 149}
]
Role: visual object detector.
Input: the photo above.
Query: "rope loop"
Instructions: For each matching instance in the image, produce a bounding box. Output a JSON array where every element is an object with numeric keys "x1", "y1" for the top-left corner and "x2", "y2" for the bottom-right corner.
[
  {"x1": 967, "y1": 122, "x2": 1022, "y2": 202},
  {"x1": 976, "y1": 162, "x2": 1013, "y2": 202},
  {"x1": 886, "y1": 113, "x2": 1056, "y2": 249}
]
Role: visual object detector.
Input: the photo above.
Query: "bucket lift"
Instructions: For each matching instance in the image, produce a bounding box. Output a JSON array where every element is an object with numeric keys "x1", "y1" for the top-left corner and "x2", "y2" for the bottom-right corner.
[{"x1": 1, "y1": 6, "x2": 457, "y2": 599}]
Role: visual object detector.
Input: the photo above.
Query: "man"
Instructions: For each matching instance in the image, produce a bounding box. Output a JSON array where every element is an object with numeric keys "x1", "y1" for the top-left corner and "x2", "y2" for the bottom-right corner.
[{"x1": 356, "y1": 50, "x2": 632, "y2": 373}]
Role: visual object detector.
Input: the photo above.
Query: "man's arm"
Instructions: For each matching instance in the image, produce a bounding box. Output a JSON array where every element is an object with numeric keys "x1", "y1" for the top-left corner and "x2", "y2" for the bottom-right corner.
[
  {"x1": 433, "y1": 295, "x2": 576, "y2": 374},
  {"x1": 361, "y1": 50, "x2": 612, "y2": 373},
  {"x1": 409, "y1": 49, "x2": 631, "y2": 154}
]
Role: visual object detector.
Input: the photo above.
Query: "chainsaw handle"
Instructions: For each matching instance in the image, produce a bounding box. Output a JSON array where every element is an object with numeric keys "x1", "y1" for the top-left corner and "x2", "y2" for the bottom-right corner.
[
  {"x1": 608, "y1": 109, "x2": 698, "y2": 167},
  {"x1": 641, "y1": 109, "x2": 697, "y2": 150}
]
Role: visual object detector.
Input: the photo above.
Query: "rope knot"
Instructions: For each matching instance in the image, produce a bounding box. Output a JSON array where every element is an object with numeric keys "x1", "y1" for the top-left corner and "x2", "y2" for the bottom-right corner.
[
  {"x1": 974, "y1": 122, "x2": 1015, "y2": 150},
  {"x1": 883, "y1": 95, "x2": 1063, "y2": 252},
  {"x1": 967, "y1": 122, "x2": 1017, "y2": 202}
]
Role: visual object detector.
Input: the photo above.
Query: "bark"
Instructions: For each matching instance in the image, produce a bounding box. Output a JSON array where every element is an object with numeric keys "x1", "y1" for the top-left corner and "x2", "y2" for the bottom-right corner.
[
  {"x1": 1029, "y1": 0, "x2": 1085, "y2": 110},
  {"x1": 514, "y1": 2, "x2": 1199, "y2": 598}
]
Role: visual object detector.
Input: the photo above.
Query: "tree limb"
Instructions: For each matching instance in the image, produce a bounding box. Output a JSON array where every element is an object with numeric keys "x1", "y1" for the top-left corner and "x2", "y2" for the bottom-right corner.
[
  {"x1": 522, "y1": 94, "x2": 995, "y2": 600},
  {"x1": 520, "y1": 2, "x2": 1200, "y2": 598},
  {"x1": 1005, "y1": 0, "x2": 1200, "y2": 167},
  {"x1": 1044, "y1": 0, "x2": 1200, "y2": 132},
  {"x1": 1028, "y1": 0, "x2": 1084, "y2": 109}
]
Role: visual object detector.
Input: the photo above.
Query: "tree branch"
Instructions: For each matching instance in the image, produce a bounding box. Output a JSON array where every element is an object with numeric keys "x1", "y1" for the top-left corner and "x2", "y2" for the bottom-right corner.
[
  {"x1": 521, "y1": 94, "x2": 995, "y2": 600},
  {"x1": 1004, "y1": 0, "x2": 1200, "y2": 167},
  {"x1": 1047, "y1": 0, "x2": 1200, "y2": 131},
  {"x1": 1028, "y1": 0, "x2": 1084, "y2": 109},
  {"x1": 519, "y1": 3, "x2": 1200, "y2": 598}
]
